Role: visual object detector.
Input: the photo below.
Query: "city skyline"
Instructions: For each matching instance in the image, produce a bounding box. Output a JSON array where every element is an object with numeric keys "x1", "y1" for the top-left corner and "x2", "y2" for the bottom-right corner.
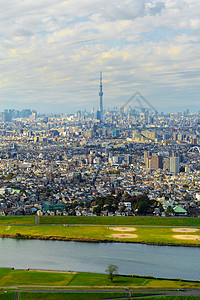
[{"x1": 0, "y1": 0, "x2": 199, "y2": 113}]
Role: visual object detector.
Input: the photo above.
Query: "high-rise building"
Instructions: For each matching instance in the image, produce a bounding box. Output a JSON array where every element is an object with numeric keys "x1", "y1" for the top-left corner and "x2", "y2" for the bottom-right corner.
[
  {"x1": 113, "y1": 129, "x2": 120, "y2": 138},
  {"x1": 1, "y1": 111, "x2": 12, "y2": 122},
  {"x1": 124, "y1": 155, "x2": 133, "y2": 165},
  {"x1": 163, "y1": 157, "x2": 170, "y2": 171},
  {"x1": 144, "y1": 151, "x2": 151, "y2": 168},
  {"x1": 151, "y1": 155, "x2": 163, "y2": 170},
  {"x1": 97, "y1": 72, "x2": 103, "y2": 122},
  {"x1": 170, "y1": 156, "x2": 180, "y2": 175},
  {"x1": 29, "y1": 113, "x2": 36, "y2": 121},
  {"x1": 20, "y1": 109, "x2": 32, "y2": 118},
  {"x1": 144, "y1": 151, "x2": 151, "y2": 161}
]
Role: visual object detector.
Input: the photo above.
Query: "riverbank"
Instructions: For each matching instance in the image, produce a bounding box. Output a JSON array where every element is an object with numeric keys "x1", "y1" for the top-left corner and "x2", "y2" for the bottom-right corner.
[
  {"x1": 0, "y1": 268, "x2": 199, "y2": 289},
  {"x1": 0, "y1": 215, "x2": 200, "y2": 227},
  {"x1": 1, "y1": 233, "x2": 200, "y2": 248},
  {"x1": 0, "y1": 268, "x2": 200, "y2": 300},
  {"x1": 0, "y1": 224, "x2": 199, "y2": 247},
  {"x1": 39, "y1": 216, "x2": 200, "y2": 227}
]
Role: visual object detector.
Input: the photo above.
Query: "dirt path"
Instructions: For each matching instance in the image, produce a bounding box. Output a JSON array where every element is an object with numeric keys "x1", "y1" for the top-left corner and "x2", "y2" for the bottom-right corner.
[{"x1": 35, "y1": 215, "x2": 39, "y2": 225}]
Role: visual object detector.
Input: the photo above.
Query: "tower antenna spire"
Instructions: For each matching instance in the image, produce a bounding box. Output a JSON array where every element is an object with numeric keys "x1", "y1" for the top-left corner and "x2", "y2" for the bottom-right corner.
[{"x1": 99, "y1": 71, "x2": 103, "y2": 122}]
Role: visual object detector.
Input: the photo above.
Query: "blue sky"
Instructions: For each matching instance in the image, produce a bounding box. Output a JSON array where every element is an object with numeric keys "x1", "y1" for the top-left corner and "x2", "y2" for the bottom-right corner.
[{"x1": 0, "y1": 0, "x2": 199, "y2": 113}]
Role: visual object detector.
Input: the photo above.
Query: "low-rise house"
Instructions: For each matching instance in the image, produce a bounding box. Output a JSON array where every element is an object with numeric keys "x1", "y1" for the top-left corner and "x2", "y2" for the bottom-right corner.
[{"x1": 173, "y1": 205, "x2": 187, "y2": 216}]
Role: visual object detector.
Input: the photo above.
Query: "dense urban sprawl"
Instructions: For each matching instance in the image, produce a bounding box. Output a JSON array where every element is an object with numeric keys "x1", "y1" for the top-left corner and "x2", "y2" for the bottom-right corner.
[{"x1": 0, "y1": 108, "x2": 199, "y2": 217}]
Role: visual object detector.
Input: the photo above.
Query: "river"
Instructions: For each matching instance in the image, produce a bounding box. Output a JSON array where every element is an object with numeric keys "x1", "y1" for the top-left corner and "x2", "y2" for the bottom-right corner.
[{"x1": 0, "y1": 238, "x2": 199, "y2": 281}]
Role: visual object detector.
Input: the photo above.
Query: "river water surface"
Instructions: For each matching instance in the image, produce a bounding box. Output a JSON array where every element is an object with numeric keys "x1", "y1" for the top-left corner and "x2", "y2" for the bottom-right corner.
[{"x1": 0, "y1": 238, "x2": 199, "y2": 281}]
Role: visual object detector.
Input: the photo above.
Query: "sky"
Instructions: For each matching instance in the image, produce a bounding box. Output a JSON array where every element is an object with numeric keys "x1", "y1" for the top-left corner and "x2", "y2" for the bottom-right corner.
[{"x1": 0, "y1": 0, "x2": 200, "y2": 113}]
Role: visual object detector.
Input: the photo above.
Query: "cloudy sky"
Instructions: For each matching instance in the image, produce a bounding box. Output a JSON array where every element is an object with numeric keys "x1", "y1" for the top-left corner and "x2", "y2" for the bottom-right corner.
[{"x1": 0, "y1": 0, "x2": 199, "y2": 113}]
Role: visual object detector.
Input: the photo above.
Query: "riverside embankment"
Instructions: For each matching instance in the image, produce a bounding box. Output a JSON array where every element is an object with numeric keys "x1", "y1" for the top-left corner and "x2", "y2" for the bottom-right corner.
[{"x1": 0, "y1": 223, "x2": 200, "y2": 247}]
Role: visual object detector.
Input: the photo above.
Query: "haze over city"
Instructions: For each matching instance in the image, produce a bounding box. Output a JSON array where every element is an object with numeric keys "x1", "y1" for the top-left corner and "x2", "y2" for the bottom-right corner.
[{"x1": 0, "y1": 0, "x2": 200, "y2": 113}]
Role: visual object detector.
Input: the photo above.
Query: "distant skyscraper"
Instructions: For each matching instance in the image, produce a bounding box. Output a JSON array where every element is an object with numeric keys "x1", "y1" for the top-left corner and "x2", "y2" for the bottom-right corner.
[
  {"x1": 97, "y1": 71, "x2": 103, "y2": 122},
  {"x1": 151, "y1": 154, "x2": 163, "y2": 170},
  {"x1": 163, "y1": 157, "x2": 170, "y2": 171},
  {"x1": 170, "y1": 155, "x2": 180, "y2": 175},
  {"x1": 144, "y1": 151, "x2": 151, "y2": 168},
  {"x1": 1, "y1": 111, "x2": 12, "y2": 122}
]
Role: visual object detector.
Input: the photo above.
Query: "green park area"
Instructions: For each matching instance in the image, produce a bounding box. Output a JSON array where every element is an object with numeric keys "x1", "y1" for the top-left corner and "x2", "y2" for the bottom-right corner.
[
  {"x1": 19, "y1": 291, "x2": 128, "y2": 300},
  {"x1": 0, "y1": 215, "x2": 199, "y2": 246},
  {"x1": 0, "y1": 216, "x2": 199, "y2": 300},
  {"x1": 0, "y1": 269, "x2": 200, "y2": 299},
  {"x1": 0, "y1": 267, "x2": 199, "y2": 289},
  {"x1": 0, "y1": 223, "x2": 199, "y2": 246}
]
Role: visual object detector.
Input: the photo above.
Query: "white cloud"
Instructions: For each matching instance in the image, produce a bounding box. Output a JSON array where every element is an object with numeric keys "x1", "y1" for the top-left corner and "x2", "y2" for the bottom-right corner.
[{"x1": 0, "y1": 0, "x2": 199, "y2": 112}]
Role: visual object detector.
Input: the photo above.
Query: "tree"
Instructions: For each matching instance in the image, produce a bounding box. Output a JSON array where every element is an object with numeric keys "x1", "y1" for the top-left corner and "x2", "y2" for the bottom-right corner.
[
  {"x1": 165, "y1": 205, "x2": 174, "y2": 216},
  {"x1": 134, "y1": 194, "x2": 152, "y2": 215},
  {"x1": 105, "y1": 264, "x2": 118, "y2": 282}
]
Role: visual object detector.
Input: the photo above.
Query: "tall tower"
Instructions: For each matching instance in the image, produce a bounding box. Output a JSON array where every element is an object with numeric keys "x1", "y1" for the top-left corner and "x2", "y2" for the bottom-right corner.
[
  {"x1": 170, "y1": 154, "x2": 180, "y2": 175},
  {"x1": 99, "y1": 71, "x2": 103, "y2": 122}
]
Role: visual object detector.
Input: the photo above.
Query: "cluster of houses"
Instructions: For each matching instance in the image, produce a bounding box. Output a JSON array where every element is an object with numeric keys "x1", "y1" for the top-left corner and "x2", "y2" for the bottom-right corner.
[{"x1": 0, "y1": 113, "x2": 199, "y2": 218}]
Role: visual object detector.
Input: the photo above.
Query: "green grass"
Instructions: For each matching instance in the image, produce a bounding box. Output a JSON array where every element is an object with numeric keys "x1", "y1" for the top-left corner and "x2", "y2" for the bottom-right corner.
[
  {"x1": 0, "y1": 224, "x2": 199, "y2": 246},
  {"x1": 4, "y1": 292, "x2": 200, "y2": 300},
  {"x1": 0, "y1": 269, "x2": 199, "y2": 290},
  {"x1": 128, "y1": 226, "x2": 200, "y2": 246},
  {"x1": 39, "y1": 216, "x2": 200, "y2": 227},
  {"x1": 0, "y1": 216, "x2": 199, "y2": 227},
  {"x1": 0, "y1": 216, "x2": 35, "y2": 225},
  {"x1": 0, "y1": 224, "x2": 109, "y2": 241},
  {"x1": 0, "y1": 268, "x2": 74, "y2": 287},
  {"x1": 19, "y1": 291, "x2": 127, "y2": 300},
  {"x1": 68, "y1": 272, "x2": 147, "y2": 287},
  {"x1": 18, "y1": 293, "x2": 200, "y2": 300},
  {"x1": 137, "y1": 297, "x2": 200, "y2": 300},
  {"x1": 0, "y1": 269, "x2": 147, "y2": 288},
  {"x1": 143, "y1": 278, "x2": 200, "y2": 289},
  {"x1": 0, "y1": 291, "x2": 15, "y2": 299}
]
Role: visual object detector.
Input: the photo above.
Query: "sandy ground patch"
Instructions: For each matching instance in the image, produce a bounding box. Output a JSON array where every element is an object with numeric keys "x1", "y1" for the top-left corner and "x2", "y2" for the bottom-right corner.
[
  {"x1": 172, "y1": 228, "x2": 199, "y2": 233},
  {"x1": 172, "y1": 235, "x2": 200, "y2": 240},
  {"x1": 109, "y1": 227, "x2": 136, "y2": 232},
  {"x1": 111, "y1": 233, "x2": 138, "y2": 239}
]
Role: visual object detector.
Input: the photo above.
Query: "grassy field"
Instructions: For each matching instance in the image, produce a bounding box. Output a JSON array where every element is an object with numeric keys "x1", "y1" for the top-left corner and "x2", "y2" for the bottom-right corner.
[
  {"x1": 0, "y1": 224, "x2": 199, "y2": 246},
  {"x1": 0, "y1": 268, "x2": 199, "y2": 289},
  {"x1": 0, "y1": 268, "x2": 74, "y2": 287},
  {"x1": 0, "y1": 291, "x2": 15, "y2": 299},
  {"x1": 136, "y1": 297, "x2": 200, "y2": 300},
  {"x1": 0, "y1": 215, "x2": 200, "y2": 227},
  {"x1": 1, "y1": 292, "x2": 200, "y2": 300},
  {"x1": 0, "y1": 216, "x2": 35, "y2": 224},
  {"x1": 0, "y1": 268, "x2": 145, "y2": 287},
  {"x1": 19, "y1": 291, "x2": 127, "y2": 300},
  {"x1": 39, "y1": 216, "x2": 200, "y2": 227},
  {"x1": 18, "y1": 294, "x2": 200, "y2": 300},
  {"x1": 18, "y1": 292, "x2": 165, "y2": 300},
  {"x1": 0, "y1": 224, "x2": 109, "y2": 242}
]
